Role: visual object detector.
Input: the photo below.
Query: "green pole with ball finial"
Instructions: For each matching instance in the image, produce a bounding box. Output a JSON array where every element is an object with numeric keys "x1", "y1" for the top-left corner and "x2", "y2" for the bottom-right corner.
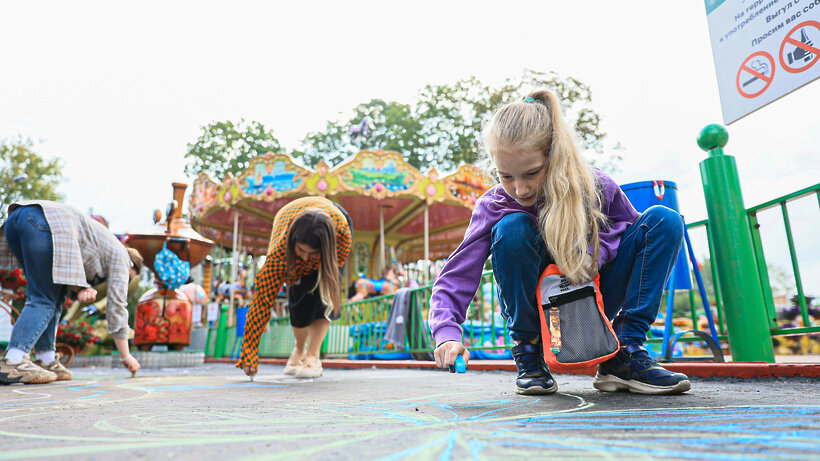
[{"x1": 697, "y1": 124, "x2": 774, "y2": 362}]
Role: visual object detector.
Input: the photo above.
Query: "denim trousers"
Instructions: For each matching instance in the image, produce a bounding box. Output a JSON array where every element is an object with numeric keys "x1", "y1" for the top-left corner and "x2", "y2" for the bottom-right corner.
[
  {"x1": 491, "y1": 206, "x2": 684, "y2": 344},
  {"x1": 4, "y1": 205, "x2": 66, "y2": 353}
]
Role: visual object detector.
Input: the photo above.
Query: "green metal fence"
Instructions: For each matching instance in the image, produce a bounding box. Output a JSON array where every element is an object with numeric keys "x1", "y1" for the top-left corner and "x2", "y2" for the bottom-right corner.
[
  {"x1": 749, "y1": 183, "x2": 819, "y2": 337},
  {"x1": 677, "y1": 183, "x2": 820, "y2": 345},
  {"x1": 207, "y1": 271, "x2": 512, "y2": 359},
  {"x1": 207, "y1": 183, "x2": 818, "y2": 360}
]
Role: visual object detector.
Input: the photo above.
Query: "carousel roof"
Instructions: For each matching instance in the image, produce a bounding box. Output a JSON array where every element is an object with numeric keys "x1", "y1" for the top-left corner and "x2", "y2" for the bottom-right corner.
[{"x1": 188, "y1": 151, "x2": 492, "y2": 265}]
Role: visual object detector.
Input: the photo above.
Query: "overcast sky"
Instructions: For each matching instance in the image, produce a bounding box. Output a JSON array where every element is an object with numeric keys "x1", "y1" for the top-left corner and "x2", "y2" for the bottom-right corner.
[{"x1": 1, "y1": 1, "x2": 817, "y2": 293}]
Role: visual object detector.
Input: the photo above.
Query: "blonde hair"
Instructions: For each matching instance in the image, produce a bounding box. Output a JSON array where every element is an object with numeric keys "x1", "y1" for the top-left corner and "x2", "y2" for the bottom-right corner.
[
  {"x1": 286, "y1": 209, "x2": 342, "y2": 315},
  {"x1": 126, "y1": 246, "x2": 144, "y2": 275},
  {"x1": 481, "y1": 89, "x2": 608, "y2": 284}
]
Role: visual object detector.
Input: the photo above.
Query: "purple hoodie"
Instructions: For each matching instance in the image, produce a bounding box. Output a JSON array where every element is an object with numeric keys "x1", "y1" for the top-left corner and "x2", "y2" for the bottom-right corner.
[{"x1": 428, "y1": 169, "x2": 640, "y2": 346}]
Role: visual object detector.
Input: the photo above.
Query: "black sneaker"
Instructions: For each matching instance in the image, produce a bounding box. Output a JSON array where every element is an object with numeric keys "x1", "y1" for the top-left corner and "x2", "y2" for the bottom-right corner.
[
  {"x1": 511, "y1": 342, "x2": 558, "y2": 395},
  {"x1": 592, "y1": 344, "x2": 691, "y2": 395}
]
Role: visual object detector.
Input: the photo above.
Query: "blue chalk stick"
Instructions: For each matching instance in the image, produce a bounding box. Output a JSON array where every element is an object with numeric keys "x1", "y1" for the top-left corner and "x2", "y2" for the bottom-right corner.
[{"x1": 454, "y1": 355, "x2": 467, "y2": 373}]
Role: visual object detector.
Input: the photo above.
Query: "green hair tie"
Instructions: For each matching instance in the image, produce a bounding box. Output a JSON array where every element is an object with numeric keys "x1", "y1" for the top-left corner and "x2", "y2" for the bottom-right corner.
[{"x1": 523, "y1": 97, "x2": 535, "y2": 103}]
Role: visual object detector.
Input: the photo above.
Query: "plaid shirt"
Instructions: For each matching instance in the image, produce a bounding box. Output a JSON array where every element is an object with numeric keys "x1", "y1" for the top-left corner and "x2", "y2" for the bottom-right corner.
[
  {"x1": 238, "y1": 197, "x2": 351, "y2": 369},
  {"x1": 0, "y1": 201, "x2": 132, "y2": 339}
]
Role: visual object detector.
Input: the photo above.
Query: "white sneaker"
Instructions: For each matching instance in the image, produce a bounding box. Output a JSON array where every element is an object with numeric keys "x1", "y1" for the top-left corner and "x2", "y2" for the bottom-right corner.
[
  {"x1": 294, "y1": 356, "x2": 323, "y2": 378},
  {"x1": 283, "y1": 348, "x2": 305, "y2": 375},
  {"x1": 0, "y1": 358, "x2": 58, "y2": 384},
  {"x1": 34, "y1": 359, "x2": 73, "y2": 381}
]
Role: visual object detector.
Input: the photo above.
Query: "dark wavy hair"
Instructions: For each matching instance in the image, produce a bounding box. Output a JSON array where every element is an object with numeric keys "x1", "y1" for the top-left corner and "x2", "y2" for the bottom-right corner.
[{"x1": 286, "y1": 209, "x2": 341, "y2": 314}]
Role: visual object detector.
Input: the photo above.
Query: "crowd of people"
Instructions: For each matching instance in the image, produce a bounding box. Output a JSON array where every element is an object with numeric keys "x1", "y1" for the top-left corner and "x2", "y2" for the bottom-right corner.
[{"x1": 2, "y1": 89, "x2": 691, "y2": 395}]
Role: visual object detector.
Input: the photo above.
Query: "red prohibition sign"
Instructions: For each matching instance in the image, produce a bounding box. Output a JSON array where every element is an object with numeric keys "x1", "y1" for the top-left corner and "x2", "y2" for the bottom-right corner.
[
  {"x1": 736, "y1": 51, "x2": 775, "y2": 98},
  {"x1": 779, "y1": 20, "x2": 820, "y2": 73}
]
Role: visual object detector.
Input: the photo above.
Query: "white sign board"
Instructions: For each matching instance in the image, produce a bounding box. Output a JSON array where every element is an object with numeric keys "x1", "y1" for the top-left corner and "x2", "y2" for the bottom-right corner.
[
  {"x1": 706, "y1": 0, "x2": 820, "y2": 123},
  {"x1": 207, "y1": 302, "x2": 219, "y2": 324},
  {"x1": 0, "y1": 307, "x2": 11, "y2": 343},
  {"x1": 192, "y1": 303, "x2": 202, "y2": 325}
]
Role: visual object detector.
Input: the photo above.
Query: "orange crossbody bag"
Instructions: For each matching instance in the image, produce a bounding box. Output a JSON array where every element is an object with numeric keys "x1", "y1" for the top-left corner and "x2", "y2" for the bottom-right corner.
[{"x1": 536, "y1": 264, "x2": 620, "y2": 372}]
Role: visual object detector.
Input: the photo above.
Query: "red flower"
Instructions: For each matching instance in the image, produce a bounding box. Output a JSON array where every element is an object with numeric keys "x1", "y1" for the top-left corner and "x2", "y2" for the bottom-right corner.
[
  {"x1": 138, "y1": 302, "x2": 157, "y2": 315},
  {"x1": 169, "y1": 322, "x2": 188, "y2": 342},
  {"x1": 142, "y1": 323, "x2": 160, "y2": 342},
  {"x1": 165, "y1": 303, "x2": 179, "y2": 317}
]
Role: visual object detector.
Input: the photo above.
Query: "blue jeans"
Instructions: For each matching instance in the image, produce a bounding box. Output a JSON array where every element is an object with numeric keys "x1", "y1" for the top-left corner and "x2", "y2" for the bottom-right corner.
[
  {"x1": 491, "y1": 206, "x2": 683, "y2": 344},
  {"x1": 4, "y1": 205, "x2": 66, "y2": 354},
  {"x1": 599, "y1": 206, "x2": 684, "y2": 343},
  {"x1": 491, "y1": 213, "x2": 550, "y2": 342}
]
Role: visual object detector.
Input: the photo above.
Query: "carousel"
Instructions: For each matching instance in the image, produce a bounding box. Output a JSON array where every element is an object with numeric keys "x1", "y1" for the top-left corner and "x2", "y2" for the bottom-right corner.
[{"x1": 188, "y1": 150, "x2": 492, "y2": 297}]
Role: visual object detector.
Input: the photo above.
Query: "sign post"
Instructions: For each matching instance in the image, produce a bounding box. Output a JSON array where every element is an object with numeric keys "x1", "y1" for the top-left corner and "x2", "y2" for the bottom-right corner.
[{"x1": 705, "y1": 0, "x2": 820, "y2": 123}]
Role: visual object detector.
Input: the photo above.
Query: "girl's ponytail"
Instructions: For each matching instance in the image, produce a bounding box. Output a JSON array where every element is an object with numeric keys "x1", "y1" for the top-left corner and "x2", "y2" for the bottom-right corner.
[
  {"x1": 481, "y1": 89, "x2": 607, "y2": 284},
  {"x1": 534, "y1": 89, "x2": 607, "y2": 284}
]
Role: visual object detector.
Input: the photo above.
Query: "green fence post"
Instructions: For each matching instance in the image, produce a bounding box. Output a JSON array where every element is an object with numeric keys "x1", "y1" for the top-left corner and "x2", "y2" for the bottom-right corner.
[
  {"x1": 214, "y1": 305, "x2": 229, "y2": 359},
  {"x1": 748, "y1": 212, "x2": 779, "y2": 329},
  {"x1": 320, "y1": 329, "x2": 329, "y2": 357},
  {"x1": 205, "y1": 325, "x2": 213, "y2": 356},
  {"x1": 697, "y1": 124, "x2": 775, "y2": 362}
]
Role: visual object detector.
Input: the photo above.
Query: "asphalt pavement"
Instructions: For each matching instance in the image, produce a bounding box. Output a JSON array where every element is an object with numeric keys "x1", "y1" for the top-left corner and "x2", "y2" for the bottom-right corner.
[{"x1": 0, "y1": 363, "x2": 817, "y2": 460}]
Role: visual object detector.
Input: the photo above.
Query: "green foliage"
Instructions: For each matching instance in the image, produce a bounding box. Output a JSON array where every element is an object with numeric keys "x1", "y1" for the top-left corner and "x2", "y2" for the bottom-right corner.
[
  {"x1": 671, "y1": 258, "x2": 718, "y2": 320},
  {"x1": 298, "y1": 99, "x2": 426, "y2": 169},
  {"x1": 672, "y1": 291, "x2": 701, "y2": 319},
  {"x1": 297, "y1": 69, "x2": 622, "y2": 173},
  {"x1": 56, "y1": 321, "x2": 99, "y2": 350},
  {"x1": 0, "y1": 137, "x2": 64, "y2": 220},
  {"x1": 766, "y1": 263, "x2": 795, "y2": 295},
  {"x1": 184, "y1": 119, "x2": 283, "y2": 181}
]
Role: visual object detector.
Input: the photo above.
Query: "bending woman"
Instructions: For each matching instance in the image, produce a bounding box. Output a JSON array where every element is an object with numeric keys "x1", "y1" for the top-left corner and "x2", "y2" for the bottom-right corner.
[{"x1": 239, "y1": 197, "x2": 351, "y2": 379}]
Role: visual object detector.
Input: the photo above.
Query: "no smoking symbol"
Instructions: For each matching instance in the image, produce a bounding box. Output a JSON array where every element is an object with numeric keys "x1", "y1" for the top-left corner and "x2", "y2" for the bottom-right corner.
[
  {"x1": 779, "y1": 20, "x2": 820, "y2": 73},
  {"x1": 736, "y1": 51, "x2": 775, "y2": 98}
]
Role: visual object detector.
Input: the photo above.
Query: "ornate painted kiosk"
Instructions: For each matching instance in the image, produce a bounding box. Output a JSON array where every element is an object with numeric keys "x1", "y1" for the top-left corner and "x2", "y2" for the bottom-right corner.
[{"x1": 127, "y1": 183, "x2": 214, "y2": 350}]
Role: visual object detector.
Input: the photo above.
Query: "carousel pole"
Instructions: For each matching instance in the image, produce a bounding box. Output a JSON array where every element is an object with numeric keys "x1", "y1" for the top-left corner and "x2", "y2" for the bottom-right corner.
[
  {"x1": 238, "y1": 220, "x2": 244, "y2": 276},
  {"x1": 203, "y1": 259, "x2": 213, "y2": 299},
  {"x1": 229, "y1": 210, "x2": 239, "y2": 326},
  {"x1": 249, "y1": 254, "x2": 256, "y2": 285},
  {"x1": 423, "y1": 205, "x2": 430, "y2": 286},
  {"x1": 215, "y1": 246, "x2": 222, "y2": 294},
  {"x1": 379, "y1": 204, "x2": 386, "y2": 273}
]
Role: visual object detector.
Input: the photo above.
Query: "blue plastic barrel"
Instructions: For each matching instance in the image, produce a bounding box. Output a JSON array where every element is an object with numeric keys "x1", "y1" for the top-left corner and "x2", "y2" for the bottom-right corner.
[
  {"x1": 229, "y1": 306, "x2": 250, "y2": 360},
  {"x1": 235, "y1": 306, "x2": 249, "y2": 336},
  {"x1": 620, "y1": 180, "x2": 692, "y2": 291}
]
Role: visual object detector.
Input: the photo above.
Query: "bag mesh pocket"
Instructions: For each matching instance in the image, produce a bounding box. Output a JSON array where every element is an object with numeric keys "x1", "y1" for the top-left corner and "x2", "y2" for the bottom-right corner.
[{"x1": 546, "y1": 287, "x2": 618, "y2": 364}]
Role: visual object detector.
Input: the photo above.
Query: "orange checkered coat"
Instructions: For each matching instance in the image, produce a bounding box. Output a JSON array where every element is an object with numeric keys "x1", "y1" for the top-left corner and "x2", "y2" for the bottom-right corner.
[{"x1": 237, "y1": 197, "x2": 351, "y2": 369}]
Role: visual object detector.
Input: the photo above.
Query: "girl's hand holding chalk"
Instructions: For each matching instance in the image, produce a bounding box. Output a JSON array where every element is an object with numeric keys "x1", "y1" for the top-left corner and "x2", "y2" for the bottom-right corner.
[
  {"x1": 434, "y1": 340, "x2": 470, "y2": 373},
  {"x1": 454, "y1": 354, "x2": 467, "y2": 373}
]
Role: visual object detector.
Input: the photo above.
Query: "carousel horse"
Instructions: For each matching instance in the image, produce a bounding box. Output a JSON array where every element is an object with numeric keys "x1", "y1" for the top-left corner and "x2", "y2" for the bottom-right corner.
[
  {"x1": 348, "y1": 263, "x2": 404, "y2": 303},
  {"x1": 348, "y1": 116, "x2": 374, "y2": 142}
]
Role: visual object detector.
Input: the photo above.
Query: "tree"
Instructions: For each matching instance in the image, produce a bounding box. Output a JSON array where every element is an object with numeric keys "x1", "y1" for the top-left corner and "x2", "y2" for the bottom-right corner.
[
  {"x1": 0, "y1": 137, "x2": 64, "y2": 221},
  {"x1": 672, "y1": 258, "x2": 797, "y2": 317},
  {"x1": 766, "y1": 263, "x2": 795, "y2": 296},
  {"x1": 669, "y1": 257, "x2": 715, "y2": 319},
  {"x1": 297, "y1": 69, "x2": 622, "y2": 173},
  {"x1": 184, "y1": 119, "x2": 283, "y2": 181},
  {"x1": 415, "y1": 69, "x2": 621, "y2": 172},
  {"x1": 298, "y1": 99, "x2": 427, "y2": 169}
]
